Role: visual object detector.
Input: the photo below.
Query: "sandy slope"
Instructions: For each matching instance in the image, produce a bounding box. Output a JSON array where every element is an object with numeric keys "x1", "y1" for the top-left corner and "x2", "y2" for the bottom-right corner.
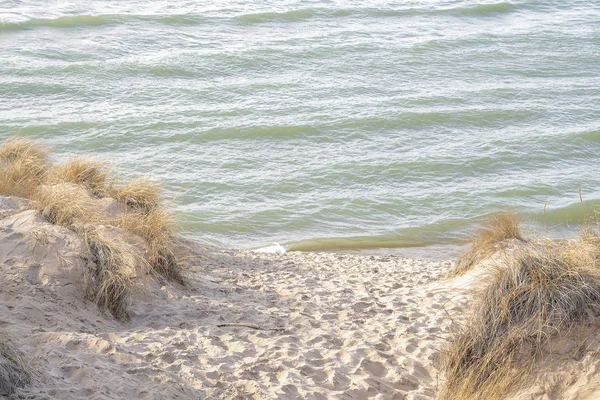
[{"x1": 2, "y1": 195, "x2": 600, "y2": 399}]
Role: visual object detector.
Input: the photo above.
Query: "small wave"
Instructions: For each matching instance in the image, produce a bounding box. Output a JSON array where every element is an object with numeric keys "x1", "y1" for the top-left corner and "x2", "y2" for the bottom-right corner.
[
  {"x1": 0, "y1": 13, "x2": 210, "y2": 31},
  {"x1": 253, "y1": 243, "x2": 287, "y2": 254},
  {"x1": 454, "y1": 2, "x2": 516, "y2": 16},
  {"x1": 237, "y1": 8, "x2": 320, "y2": 23},
  {"x1": 533, "y1": 199, "x2": 600, "y2": 225},
  {"x1": 235, "y1": 3, "x2": 516, "y2": 24},
  {"x1": 578, "y1": 128, "x2": 600, "y2": 141},
  {"x1": 156, "y1": 15, "x2": 204, "y2": 25},
  {"x1": 285, "y1": 230, "x2": 463, "y2": 253},
  {"x1": 236, "y1": 7, "x2": 360, "y2": 23},
  {"x1": 0, "y1": 15, "x2": 116, "y2": 31},
  {"x1": 286, "y1": 236, "x2": 423, "y2": 252},
  {"x1": 368, "y1": 2, "x2": 516, "y2": 17},
  {"x1": 0, "y1": 2, "x2": 516, "y2": 32}
]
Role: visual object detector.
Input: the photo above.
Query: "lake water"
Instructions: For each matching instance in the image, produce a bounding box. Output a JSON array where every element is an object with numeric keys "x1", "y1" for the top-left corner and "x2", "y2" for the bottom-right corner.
[{"x1": 2, "y1": 0, "x2": 599, "y2": 254}]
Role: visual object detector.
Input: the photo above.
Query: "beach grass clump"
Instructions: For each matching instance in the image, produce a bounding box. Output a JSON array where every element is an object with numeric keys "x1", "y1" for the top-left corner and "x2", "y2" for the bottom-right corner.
[
  {"x1": 0, "y1": 135, "x2": 186, "y2": 319},
  {"x1": 111, "y1": 177, "x2": 164, "y2": 212},
  {"x1": 118, "y1": 208, "x2": 185, "y2": 285},
  {"x1": 0, "y1": 137, "x2": 49, "y2": 198},
  {"x1": 32, "y1": 183, "x2": 97, "y2": 227},
  {"x1": 0, "y1": 334, "x2": 32, "y2": 396},
  {"x1": 449, "y1": 210, "x2": 525, "y2": 278},
  {"x1": 47, "y1": 157, "x2": 111, "y2": 196},
  {"x1": 81, "y1": 226, "x2": 140, "y2": 320},
  {"x1": 0, "y1": 137, "x2": 48, "y2": 164},
  {"x1": 440, "y1": 239, "x2": 600, "y2": 399}
]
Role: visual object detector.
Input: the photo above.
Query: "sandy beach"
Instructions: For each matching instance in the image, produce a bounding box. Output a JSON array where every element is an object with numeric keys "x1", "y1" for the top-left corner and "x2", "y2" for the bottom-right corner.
[
  {"x1": 1, "y1": 194, "x2": 600, "y2": 399},
  {"x1": 2, "y1": 1, "x2": 599, "y2": 396},
  {"x1": 1, "y1": 197, "x2": 462, "y2": 399}
]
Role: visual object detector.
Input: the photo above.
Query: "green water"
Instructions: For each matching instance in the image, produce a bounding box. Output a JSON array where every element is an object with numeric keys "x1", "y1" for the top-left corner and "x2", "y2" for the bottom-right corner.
[{"x1": 1, "y1": 0, "x2": 599, "y2": 253}]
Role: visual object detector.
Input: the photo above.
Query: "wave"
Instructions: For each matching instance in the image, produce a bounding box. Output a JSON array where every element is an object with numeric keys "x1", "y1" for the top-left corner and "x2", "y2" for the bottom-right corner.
[
  {"x1": 0, "y1": 14, "x2": 211, "y2": 31},
  {"x1": 236, "y1": 9, "x2": 321, "y2": 23},
  {"x1": 532, "y1": 199, "x2": 600, "y2": 225},
  {"x1": 0, "y1": 2, "x2": 517, "y2": 31},
  {"x1": 0, "y1": 15, "x2": 117, "y2": 30},
  {"x1": 285, "y1": 218, "x2": 471, "y2": 252},
  {"x1": 191, "y1": 109, "x2": 535, "y2": 143},
  {"x1": 285, "y1": 230, "x2": 467, "y2": 252},
  {"x1": 286, "y1": 236, "x2": 432, "y2": 252},
  {"x1": 578, "y1": 128, "x2": 600, "y2": 141},
  {"x1": 368, "y1": 2, "x2": 517, "y2": 17},
  {"x1": 454, "y1": 2, "x2": 516, "y2": 16},
  {"x1": 236, "y1": 3, "x2": 516, "y2": 23},
  {"x1": 253, "y1": 243, "x2": 287, "y2": 254},
  {"x1": 283, "y1": 199, "x2": 600, "y2": 253}
]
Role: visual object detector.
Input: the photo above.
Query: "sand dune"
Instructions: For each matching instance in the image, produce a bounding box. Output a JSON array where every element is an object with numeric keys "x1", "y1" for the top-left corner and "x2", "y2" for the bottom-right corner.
[{"x1": 1, "y1": 195, "x2": 600, "y2": 399}]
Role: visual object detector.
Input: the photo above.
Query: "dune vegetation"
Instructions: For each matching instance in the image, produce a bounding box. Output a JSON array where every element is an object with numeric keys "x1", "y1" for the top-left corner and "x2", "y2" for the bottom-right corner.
[
  {"x1": 0, "y1": 136, "x2": 184, "y2": 320},
  {"x1": 448, "y1": 210, "x2": 525, "y2": 278},
  {"x1": 441, "y1": 213, "x2": 600, "y2": 399},
  {"x1": 0, "y1": 334, "x2": 32, "y2": 396},
  {"x1": 0, "y1": 137, "x2": 50, "y2": 198},
  {"x1": 46, "y1": 156, "x2": 111, "y2": 196}
]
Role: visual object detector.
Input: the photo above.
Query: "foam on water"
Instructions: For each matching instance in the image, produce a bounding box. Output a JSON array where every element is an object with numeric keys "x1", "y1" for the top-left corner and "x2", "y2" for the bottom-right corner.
[{"x1": 253, "y1": 243, "x2": 287, "y2": 254}]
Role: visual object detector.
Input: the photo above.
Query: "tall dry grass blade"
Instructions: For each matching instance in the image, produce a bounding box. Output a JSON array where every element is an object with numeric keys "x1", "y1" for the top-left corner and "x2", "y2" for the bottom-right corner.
[{"x1": 449, "y1": 210, "x2": 525, "y2": 277}]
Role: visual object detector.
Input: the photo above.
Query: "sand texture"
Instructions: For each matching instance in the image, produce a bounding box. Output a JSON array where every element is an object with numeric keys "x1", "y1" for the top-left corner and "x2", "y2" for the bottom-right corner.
[{"x1": 1, "y1": 198, "x2": 600, "y2": 399}]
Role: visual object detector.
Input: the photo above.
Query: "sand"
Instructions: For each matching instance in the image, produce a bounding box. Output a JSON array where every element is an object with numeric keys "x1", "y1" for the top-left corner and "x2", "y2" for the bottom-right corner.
[{"x1": 1, "y1": 195, "x2": 599, "y2": 399}]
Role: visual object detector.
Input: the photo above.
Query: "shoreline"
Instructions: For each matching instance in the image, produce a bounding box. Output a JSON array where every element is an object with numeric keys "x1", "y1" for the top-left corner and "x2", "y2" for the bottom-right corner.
[
  {"x1": 3, "y1": 197, "x2": 600, "y2": 399},
  {"x1": 1, "y1": 137, "x2": 599, "y2": 399},
  {"x1": 0, "y1": 192, "x2": 461, "y2": 398}
]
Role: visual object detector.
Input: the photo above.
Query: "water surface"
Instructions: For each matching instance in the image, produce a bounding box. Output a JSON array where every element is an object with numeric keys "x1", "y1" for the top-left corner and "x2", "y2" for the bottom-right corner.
[{"x1": 1, "y1": 0, "x2": 599, "y2": 252}]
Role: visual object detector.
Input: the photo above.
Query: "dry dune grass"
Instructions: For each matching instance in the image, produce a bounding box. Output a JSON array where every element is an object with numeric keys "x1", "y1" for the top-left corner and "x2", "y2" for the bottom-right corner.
[
  {"x1": 118, "y1": 205, "x2": 185, "y2": 285},
  {"x1": 0, "y1": 137, "x2": 49, "y2": 198},
  {"x1": 441, "y1": 233, "x2": 600, "y2": 399},
  {"x1": 47, "y1": 157, "x2": 111, "y2": 196},
  {"x1": 81, "y1": 227, "x2": 140, "y2": 320},
  {"x1": 0, "y1": 135, "x2": 184, "y2": 320},
  {"x1": 32, "y1": 184, "x2": 97, "y2": 227},
  {"x1": 449, "y1": 210, "x2": 525, "y2": 278},
  {"x1": 111, "y1": 177, "x2": 164, "y2": 211},
  {"x1": 0, "y1": 334, "x2": 32, "y2": 396},
  {"x1": 0, "y1": 137, "x2": 48, "y2": 163}
]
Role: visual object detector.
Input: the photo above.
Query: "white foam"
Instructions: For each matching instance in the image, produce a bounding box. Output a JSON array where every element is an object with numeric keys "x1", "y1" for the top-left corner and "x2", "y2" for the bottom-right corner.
[{"x1": 253, "y1": 243, "x2": 287, "y2": 254}]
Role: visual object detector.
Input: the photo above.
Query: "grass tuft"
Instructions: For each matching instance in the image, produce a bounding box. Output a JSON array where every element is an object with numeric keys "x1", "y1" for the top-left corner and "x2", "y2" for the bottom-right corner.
[
  {"x1": 449, "y1": 210, "x2": 525, "y2": 277},
  {"x1": 0, "y1": 137, "x2": 48, "y2": 163},
  {"x1": 111, "y1": 177, "x2": 164, "y2": 211},
  {"x1": 118, "y1": 208, "x2": 185, "y2": 285},
  {"x1": 440, "y1": 239, "x2": 600, "y2": 399},
  {"x1": 0, "y1": 335, "x2": 32, "y2": 396},
  {"x1": 0, "y1": 138, "x2": 49, "y2": 198},
  {"x1": 32, "y1": 184, "x2": 97, "y2": 227},
  {"x1": 148, "y1": 245, "x2": 185, "y2": 285},
  {"x1": 81, "y1": 227, "x2": 139, "y2": 320},
  {"x1": 0, "y1": 136, "x2": 186, "y2": 319},
  {"x1": 47, "y1": 157, "x2": 111, "y2": 196}
]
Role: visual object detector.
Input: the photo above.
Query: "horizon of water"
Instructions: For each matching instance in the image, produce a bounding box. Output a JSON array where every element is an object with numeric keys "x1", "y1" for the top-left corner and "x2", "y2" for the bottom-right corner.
[{"x1": 2, "y1": 0, "x2": 600, "y2": 256}]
